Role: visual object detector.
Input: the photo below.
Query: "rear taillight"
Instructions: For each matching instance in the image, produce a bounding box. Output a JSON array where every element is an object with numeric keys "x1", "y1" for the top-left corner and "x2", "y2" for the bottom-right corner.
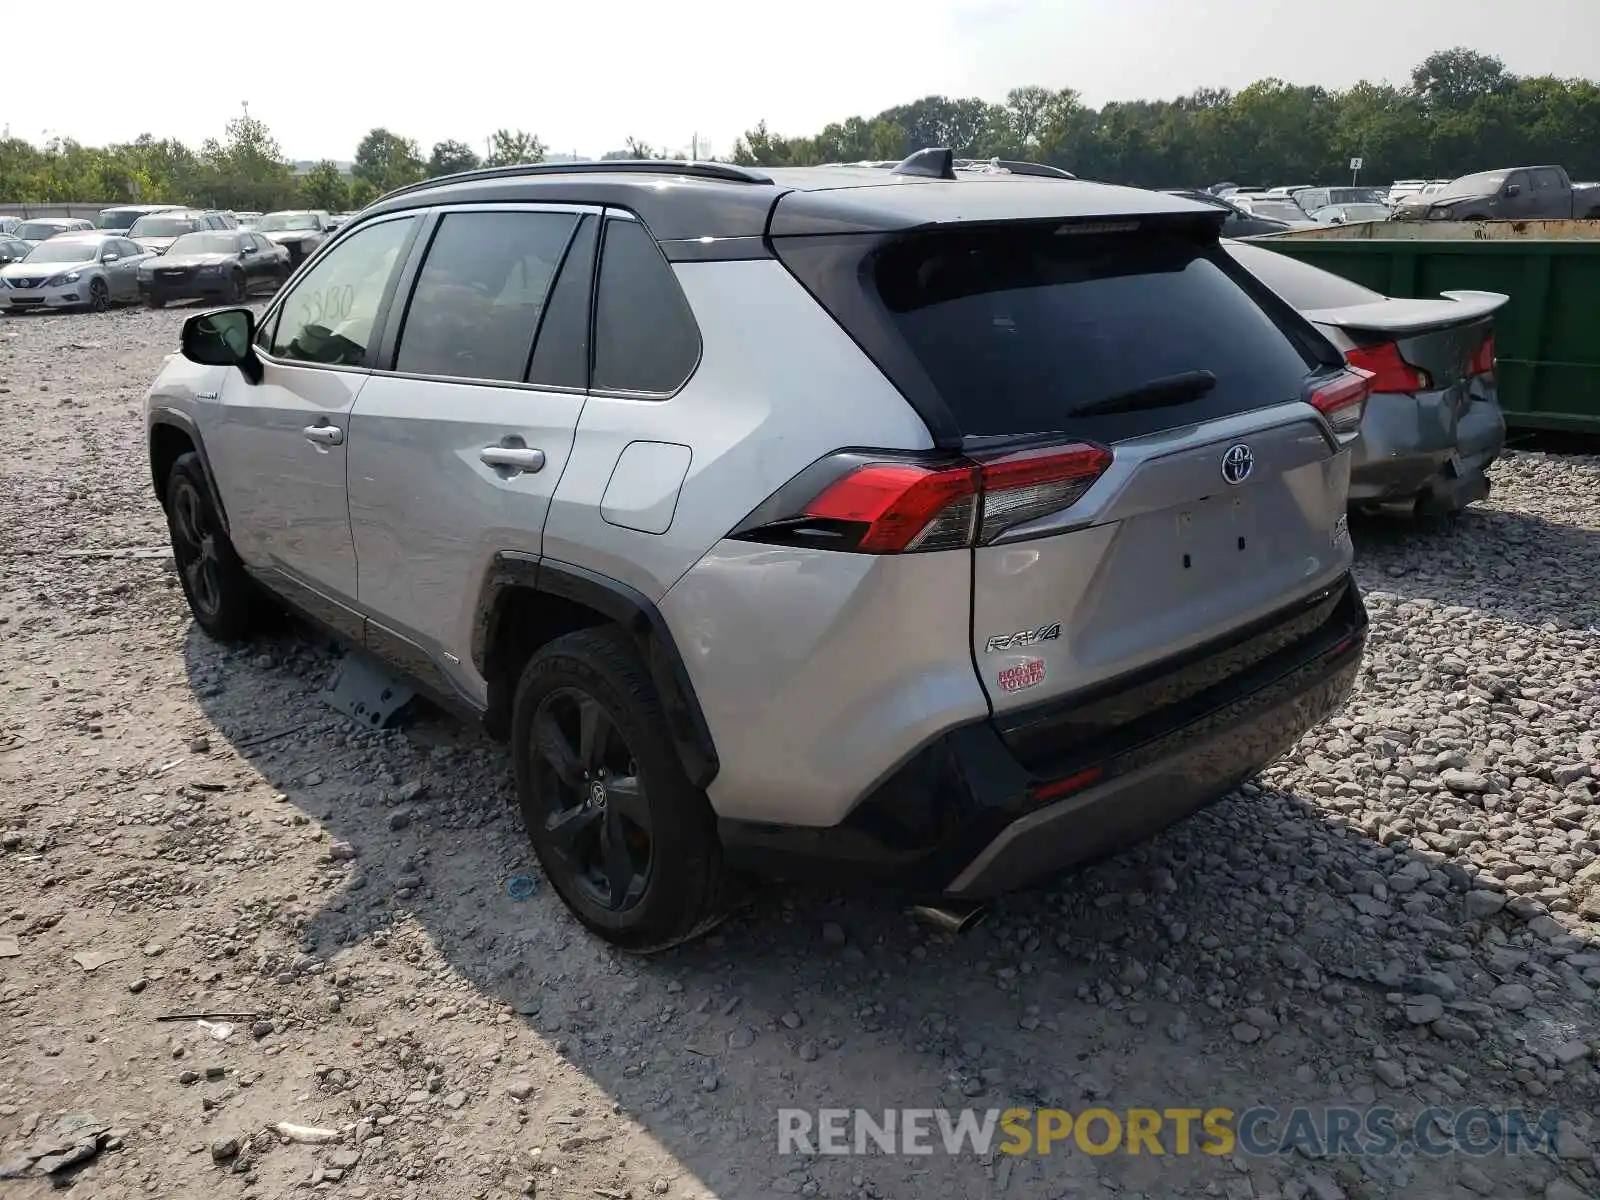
[
  {"x1": 1307, "y1": 368, "x2": 1374, "y2": 436},
  {"x1": 739, "y1": 443, "x2": 1113, "y2": 555},
  {"x1": 802, "y1": 462, "x2": 978, "y2": 553},
  {"x1": 1344, "y1": 342, "x2": 1430, "y2": 393},
  {"x1": 1470, "y1": 331, "x2": 1496, "y2": 377}
]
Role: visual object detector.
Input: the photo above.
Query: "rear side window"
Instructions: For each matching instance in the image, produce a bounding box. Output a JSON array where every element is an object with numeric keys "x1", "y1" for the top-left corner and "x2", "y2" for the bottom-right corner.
[
  {"x1": 871, "y1": 225, "x2": 1318, "y2": 439},
  {"x1": 394, "y1": 210, "x2": 578, "y2": 384},
  {"x1": 592, "y1": 218, "x2": 700, "y2": 394},
  {"x1": 1224, "y1": 241, "x2": 1386, "y2": 311}
]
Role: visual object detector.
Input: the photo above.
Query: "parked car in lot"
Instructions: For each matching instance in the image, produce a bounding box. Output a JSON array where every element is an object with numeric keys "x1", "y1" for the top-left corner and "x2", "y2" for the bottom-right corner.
[
  {"x1": 1293, "y1": 187, "x2": 1386, "y2": 216},
  {"x1": 138, "y1": 230, "x2": 291, "y2": 307},
  {"x1": 252, "y1": 209, "x2": 333, "y2": 267},
  {"x1": 1162, "y1": 189, "x2": 1296, "y2": 236},
  {"x1": 0, "y1": 217, "x2": 21, "y2": 236},
  {"x1": 143, "y1": 154, "x2": 1369, "y2": 948},
  {"x1": 14, "y1": 216, "x2": 94, "y2": 247},
  {"x1": 1231, "y1": 195, "x2": 1319, "y2": 227},
  {"x1": 234, "y1": 211, "x2": 264, "y2": 230},
  {"x1": 1391, "y1": 165, "x2": 1600, "y2": 221},
  {"x1": 0, "y1": 237, "x2": 31, "y2": 265},
  {"x1": 1309, "y1": 203, "x2": 1393, "y2": 225},
  {"x1": 97, "y1": 203, "x2": 186, "y2": 233},
  {"x1": 128, "y1": 210, "x2": 236, "y2": 255},
  {"x1": 1226, "y1": 240, "x2": 1506, "y2": 517},
  {"x1": 1, "y1": 233, "x2": 153, "y2": 312}
]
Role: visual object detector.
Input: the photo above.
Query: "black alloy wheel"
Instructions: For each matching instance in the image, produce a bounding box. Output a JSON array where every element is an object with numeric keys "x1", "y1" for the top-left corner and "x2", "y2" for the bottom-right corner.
[
  {"x1": 88, "y1": 278, "x2": 110, "y2": 312},
  {"x1": 169, "y1": 472, "x2": 223, "y2": 621},
  {"x1": 528, "y1": 687, "x2": 653, "y2": 912}
]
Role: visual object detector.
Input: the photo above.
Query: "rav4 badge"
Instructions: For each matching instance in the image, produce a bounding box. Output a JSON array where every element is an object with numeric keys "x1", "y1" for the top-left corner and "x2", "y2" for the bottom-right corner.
[{"x1": 985, "y1": 622, "x2": 1061, "y2": 653}]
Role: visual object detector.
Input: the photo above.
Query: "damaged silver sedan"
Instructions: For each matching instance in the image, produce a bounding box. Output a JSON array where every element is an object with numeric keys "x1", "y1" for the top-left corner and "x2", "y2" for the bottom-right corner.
[{"x1": 1226, "y1": 240, "x2": 1507, "y2": 518}]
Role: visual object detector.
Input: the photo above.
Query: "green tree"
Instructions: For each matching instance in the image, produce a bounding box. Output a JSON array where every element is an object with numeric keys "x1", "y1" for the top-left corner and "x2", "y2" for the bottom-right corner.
[
  {"x1": 347, "y1": 178, "x2": 381, "y2": 209},
  {"x1": 352, "y1": 127, "x2": 424, "y2": 193},
  {"x1": 485, "y1": 129, "x2": 546, "y2": 167},
  {"x1": 198, "y1": 111, "x2": 296, "y2": 210},
  {"x1": 426, "y1": 139, "x2": 480, "y2": 178},
  {"x1": 1412, "y1": 47, "x2": 1510, "y2": 113},
  {"x1": 299, "y1": 160, "x2": 349, "y2": 211}
]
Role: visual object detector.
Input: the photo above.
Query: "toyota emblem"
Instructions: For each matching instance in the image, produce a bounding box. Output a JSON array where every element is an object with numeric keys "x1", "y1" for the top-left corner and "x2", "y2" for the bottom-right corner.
[{"x1": 1220, "y1": 443, "x2": 1254, "y2": 486}]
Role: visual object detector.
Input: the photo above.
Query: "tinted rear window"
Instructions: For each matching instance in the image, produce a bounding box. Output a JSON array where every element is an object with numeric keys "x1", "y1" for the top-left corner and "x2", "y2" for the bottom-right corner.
[{"x1": 871, "y1": 226, "x2": 1317, "y2": 439}]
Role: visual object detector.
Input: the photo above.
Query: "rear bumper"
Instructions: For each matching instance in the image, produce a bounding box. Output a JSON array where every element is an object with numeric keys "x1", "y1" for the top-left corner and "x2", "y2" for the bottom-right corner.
[
  {"x1": 719, "y1": 574, "x2": 1367, "y2": 897},
  {"x1": 1348, "y1": 385, "x2": 1505, "y2": 509}
]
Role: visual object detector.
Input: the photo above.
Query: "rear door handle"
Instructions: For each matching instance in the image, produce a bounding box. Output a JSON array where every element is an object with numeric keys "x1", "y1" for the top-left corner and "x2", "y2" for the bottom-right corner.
[
  {"x1": 479, "y1": 446, "x2": 546, "y2": 473},
  {"x1": 303, "y1": 424, "x2": 344, "y2": 447}
]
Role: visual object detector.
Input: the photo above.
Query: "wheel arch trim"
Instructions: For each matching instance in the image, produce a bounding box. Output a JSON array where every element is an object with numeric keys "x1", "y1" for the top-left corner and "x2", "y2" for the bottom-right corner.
[
  {"x1": 475, "y1": 553, "x2": 720, "y2": 790},
  {"x1": 148, "y1": 407, "x2": 231, "y2": 535}
]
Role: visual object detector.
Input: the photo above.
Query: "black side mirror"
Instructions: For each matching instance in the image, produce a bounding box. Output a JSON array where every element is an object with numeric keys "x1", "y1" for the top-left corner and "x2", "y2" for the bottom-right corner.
[
  {"x1": 181, "y1": 308, "x2": 262, "y2": 384},
  {"x1": 1503, "y1": 183, "x2": 1522, "y2": 198}
]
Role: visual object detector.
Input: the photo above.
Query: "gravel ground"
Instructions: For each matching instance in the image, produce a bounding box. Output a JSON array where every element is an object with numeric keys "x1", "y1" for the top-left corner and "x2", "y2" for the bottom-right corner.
[{"x1": 3, "y1": 306, "x2": 1600, "y2": 1200}]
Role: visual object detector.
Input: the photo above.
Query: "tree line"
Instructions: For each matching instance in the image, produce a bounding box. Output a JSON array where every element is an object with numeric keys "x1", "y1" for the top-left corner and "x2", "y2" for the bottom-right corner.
[
  {"x1": 4, "y1": 48, "x2": 1597, "y2": 212},
  {"x1": 0, "y1": 116, "x2": 579, "y2": 211},
  {"x1": 729, "y1": 48, "x2": 1600, "y2": 187}
]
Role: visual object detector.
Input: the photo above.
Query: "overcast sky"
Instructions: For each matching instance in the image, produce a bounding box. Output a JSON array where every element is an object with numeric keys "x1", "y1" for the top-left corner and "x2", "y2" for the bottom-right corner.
[{"x1": 18, "y1": 0, "x2": 1600, "y2": 161}]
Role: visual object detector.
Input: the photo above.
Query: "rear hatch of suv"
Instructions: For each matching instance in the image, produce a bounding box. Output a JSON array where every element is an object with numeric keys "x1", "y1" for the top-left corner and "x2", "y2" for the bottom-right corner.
[{"x1": 768, "y1": 194, "x2": 1366, "y2": 776}]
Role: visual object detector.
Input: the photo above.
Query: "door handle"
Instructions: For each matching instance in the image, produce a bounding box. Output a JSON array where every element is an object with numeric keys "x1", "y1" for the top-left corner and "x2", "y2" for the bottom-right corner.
[
  {"x1": 479, "y1": 446, "x2": 546, "y2": 473},
  {"x1": 303, "y1": 423, "x2": 344, "y2": 447}
]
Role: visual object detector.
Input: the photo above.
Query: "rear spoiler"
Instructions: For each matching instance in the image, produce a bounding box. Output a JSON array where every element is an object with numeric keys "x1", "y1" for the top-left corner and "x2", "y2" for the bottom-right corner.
[{"x1": 1300, "y1": 289, "x2": 1508, "y2": 335}]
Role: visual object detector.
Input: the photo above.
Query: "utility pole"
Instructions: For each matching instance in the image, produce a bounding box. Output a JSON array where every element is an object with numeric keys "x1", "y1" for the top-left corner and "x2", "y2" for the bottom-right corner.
[{"x1": 691, "y1": 132, "x2": 698, "y2": 160}]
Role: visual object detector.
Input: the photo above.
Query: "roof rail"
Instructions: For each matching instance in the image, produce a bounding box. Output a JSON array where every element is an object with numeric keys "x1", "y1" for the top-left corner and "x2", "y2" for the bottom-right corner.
[
  {"x1": 890, "y1": 148, "x2": 957, "y2": 180},
  {"x1": 377, "y1": 158, "x2": 774, "y2": 204}
]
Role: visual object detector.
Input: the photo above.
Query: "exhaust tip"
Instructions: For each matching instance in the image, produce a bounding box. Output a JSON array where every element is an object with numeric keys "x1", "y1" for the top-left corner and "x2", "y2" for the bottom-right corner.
[{"x1": 910, "y1": 902, "x2": 988, "y2": 935}]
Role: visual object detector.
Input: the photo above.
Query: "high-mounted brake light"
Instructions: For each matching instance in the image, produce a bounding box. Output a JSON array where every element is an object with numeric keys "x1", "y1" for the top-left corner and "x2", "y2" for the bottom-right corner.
[
  {"x1": 742, "y1": 443, "x2": 1114, "y2": 555},
  {"x1": 1470, "y1": 331, "x2": 1496, "y2": 377},
  {"x1": 1307, "y1": 368, "x2": 1373, "y2": 436},
  {"x1": 1344, "y1": 342, "x2": 1430, "y2": 394}
]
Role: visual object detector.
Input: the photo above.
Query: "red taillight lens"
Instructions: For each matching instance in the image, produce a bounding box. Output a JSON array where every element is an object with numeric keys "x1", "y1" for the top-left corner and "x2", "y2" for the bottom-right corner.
[
  {"x1": 803, "y1": 462, "x2": 979, "y2": 553},
  {"x1": 782, "y1": 443, "x2": 1113, "y2": 554},
  {"x1": 1344, "y1": 342, "x2": 1430, "y2": 394},
  {"x1": 1470, "y1": 331, "x2": 1496, "y2": 377},
  {"x1": 1308, "y1": 368, "x2": 1374, "y2": 435}
]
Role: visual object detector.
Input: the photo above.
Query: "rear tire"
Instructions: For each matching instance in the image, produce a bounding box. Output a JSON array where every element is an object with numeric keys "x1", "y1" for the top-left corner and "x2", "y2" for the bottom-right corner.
[
  {"x1": 164, "y1": 452, "x2": 268, "y2": 642},
  {"x1": 510, "y1": 628, "x2": 728, "y2": 952}
]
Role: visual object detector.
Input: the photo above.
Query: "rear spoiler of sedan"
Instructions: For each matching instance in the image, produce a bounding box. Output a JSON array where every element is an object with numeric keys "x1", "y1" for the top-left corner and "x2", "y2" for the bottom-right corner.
[{"x1": 1300, "y1": 289, "x2": 1509, "y2": 335}]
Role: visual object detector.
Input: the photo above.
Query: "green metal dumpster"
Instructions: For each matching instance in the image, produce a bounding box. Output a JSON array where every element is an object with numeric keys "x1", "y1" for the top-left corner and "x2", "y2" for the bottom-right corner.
[{"x1": 1250, "y1": 220, "x2": 1600, "y2": 434}]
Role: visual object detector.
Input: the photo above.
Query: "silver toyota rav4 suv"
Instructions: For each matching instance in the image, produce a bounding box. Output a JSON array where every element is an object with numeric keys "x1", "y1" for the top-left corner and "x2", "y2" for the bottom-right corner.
[{"x1": 144, "y1": 152, "x2": 1371, "y2": 949}]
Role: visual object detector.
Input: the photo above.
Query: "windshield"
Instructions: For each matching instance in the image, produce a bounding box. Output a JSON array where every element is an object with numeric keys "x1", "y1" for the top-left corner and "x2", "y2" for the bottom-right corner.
[
  {"x1": 16, "y1": 222, "x2": 74, "y2": 241},
  {"x1": 130, "y1": 216, "x2": 198, "y2": 237},
  {"x1": 1317, "y1": 204, "x2": 1391, "y2": 222},
  {"x1": 23, "y1": 239, "x2": 98, "y2": 264},
  {"x1": 257, "y1": 213, "x2": 318, "y2": 232},
  {"x1": 169, "y1": 232, "x2": 240, "y2": 255},
  {"x1": 1243, "y1": 200, "x2": 1309, "y2": 222},
  {"x1": 98, "y1": 208, "x2": 154, "y2": 229},
  {"x1": 1437, "y1": 172, "x2": 1506, "y2": 200}
]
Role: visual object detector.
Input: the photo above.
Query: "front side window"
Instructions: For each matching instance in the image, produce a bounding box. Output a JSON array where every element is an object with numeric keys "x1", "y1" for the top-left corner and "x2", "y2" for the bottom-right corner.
[
  {"x1": 393, "y1": 210, "x2": 578, "y2": 384},
  {"x1": 266, "y1": 216, "x2": 417, "y2": 367},
  {"x1": 591, "y1": 218, "x2": 701, "y2": 394}
]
